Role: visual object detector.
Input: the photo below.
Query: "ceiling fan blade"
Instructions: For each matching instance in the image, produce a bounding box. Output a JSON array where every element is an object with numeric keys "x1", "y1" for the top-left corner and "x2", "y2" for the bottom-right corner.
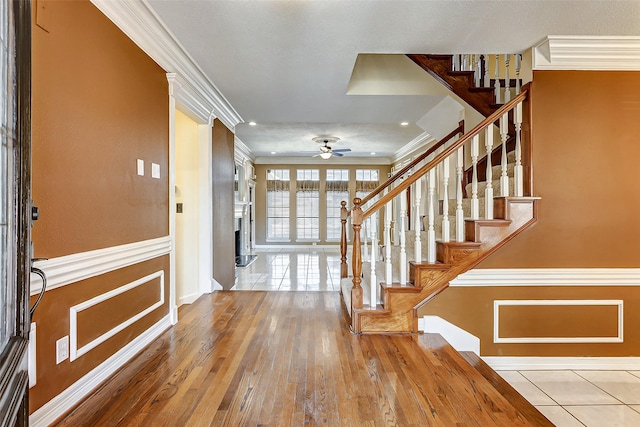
[
  {"x1": 333, "y1": 152, "x2": 344, "y2": 157},
  {"x1": 332, "y1": 148, "x2": 351, "y2": 153}
]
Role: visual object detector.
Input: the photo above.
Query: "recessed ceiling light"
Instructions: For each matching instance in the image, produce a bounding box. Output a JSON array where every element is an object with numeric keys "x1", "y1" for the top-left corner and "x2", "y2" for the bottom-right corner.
[
  {"x1": 370, "y1": 152, "x2": 376, "y2": 155},
  {"x1": 249, "y1": 121, "x2": 257, "y2": 126},
  {"x1": 400, "y1": 121, "x2": 409, "y2": 126},
  {"x1": 270, "y1": 151, "x2": 276, "y2": 155}
]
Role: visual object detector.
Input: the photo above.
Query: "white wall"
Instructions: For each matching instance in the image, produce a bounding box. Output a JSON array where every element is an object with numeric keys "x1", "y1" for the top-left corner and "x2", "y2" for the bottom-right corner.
[{"x1": 175, "y1": 110, "x2": 201, "y2": 305}]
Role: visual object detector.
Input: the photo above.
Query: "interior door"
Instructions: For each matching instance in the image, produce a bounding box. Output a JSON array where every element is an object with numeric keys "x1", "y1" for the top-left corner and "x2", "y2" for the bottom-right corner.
[{"x1": 0, "y1": 1, "x2": 31, "y2": 425}]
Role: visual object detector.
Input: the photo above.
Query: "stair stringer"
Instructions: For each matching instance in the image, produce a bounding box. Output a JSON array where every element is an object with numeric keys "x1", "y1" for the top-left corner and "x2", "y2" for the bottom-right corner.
[{"x1": 352, "y1": 197, "x2": 539, "y2": 334}]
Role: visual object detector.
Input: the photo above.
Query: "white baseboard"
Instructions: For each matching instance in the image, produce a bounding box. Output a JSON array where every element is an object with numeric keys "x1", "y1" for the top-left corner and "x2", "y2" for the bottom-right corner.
[
  {"x1": 212, "y1": 278, "x2": 224, "y2": 291},
  {"x1": 29, "y1": 314, "x2": 172, "y2": 427},
  {"x1": 421, "y1": 315, "x2": 480, "y2": 354},
  {"x1": 178, "y1": 292, "x2": 201, "y2": 306},
  {"x1": 484, "y1": 356, "x2": 640, "y2": 371}
]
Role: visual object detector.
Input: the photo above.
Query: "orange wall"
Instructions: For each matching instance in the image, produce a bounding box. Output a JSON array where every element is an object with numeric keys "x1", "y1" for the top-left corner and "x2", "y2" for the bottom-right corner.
[
  {"x1": 480, "y1": 70, "x2": 640, "y2": 268},
  {"x1": 30, "y1": 0, "x2": 170, "y2": 412}
]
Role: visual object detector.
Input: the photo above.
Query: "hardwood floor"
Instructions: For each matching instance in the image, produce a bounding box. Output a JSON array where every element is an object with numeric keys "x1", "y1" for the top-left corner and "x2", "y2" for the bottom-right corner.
[{"x1": 55, "y1": 292, "x2": 551, "y2": 426}]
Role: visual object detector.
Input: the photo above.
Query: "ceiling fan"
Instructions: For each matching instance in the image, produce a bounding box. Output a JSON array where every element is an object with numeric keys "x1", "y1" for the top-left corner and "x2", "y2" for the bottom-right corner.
[{"x1": 312, "y1": 136, "x2": 351, "y2": 159}]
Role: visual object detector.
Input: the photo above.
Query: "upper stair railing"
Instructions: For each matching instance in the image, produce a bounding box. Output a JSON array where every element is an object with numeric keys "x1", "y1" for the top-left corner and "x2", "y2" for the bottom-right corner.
[{"x1": 341, "y1": 84, "x2": 530, "y2": 310}]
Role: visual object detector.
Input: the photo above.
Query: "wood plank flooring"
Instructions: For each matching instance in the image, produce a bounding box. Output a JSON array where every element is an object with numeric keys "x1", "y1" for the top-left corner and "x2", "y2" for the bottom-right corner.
[{"x1": 54, "y1": 292, "x2": 551, "y2": 426}]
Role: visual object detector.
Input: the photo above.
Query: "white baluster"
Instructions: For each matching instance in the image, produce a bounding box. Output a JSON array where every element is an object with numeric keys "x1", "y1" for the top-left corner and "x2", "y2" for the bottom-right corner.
[
  {"x1": 471, "y1": 134, "x2": 480, "y2": 220},
  {"x1": 452, "y1": 54, "x2": 459, "y2": 71},
  {"x1": 499, "y1": 113, "x2": 510, "y2": 196},
  {"x1": 370, "y1": 211, "x2": 377, "y2": 307},
  {"x1": 515, "y1": 54, "x2": 521, "y2": 95},
  {"x1": 427, "y1": 169, "x2": 436, "y2": 263},
  {"x1": 494, "y1": 54, "x2": 501, "y2": 104},
  {"x1": 363, "y1": 217, "x2": 369, "y2": 262},
  {"x1": 474, "y1": 54, "x2": 481, "y2": 86},
  {"x1": 484, "y1": 126, "x2": 494, "y2": 219},
  {"x1": 384, "y1": 200, "x2": 392, "y2": 285},
  {"x1": 504, "y1": 54, "x2": 511, "y2": 102},
  {"x1": 442, "y1": 156, "x2": 450, "y2": 242},
  {"x1": 399, "y1": 190, "x2": 407, "y2": 285},
  {"x1": 414, "y1": 177, "x2": 422, "y2": 263},
  {"x1": 463, "y1": 54, "x2": 470, "y2": 71},
  {"x1": 483, "y1": 55, "x2": 490, "y2": 88},
  {"x1": 514, "y1": 101, "x2": 524, "y2": 196},
  {"x1": 456, "y1": 146, "x2": 464, "y2": 242}
]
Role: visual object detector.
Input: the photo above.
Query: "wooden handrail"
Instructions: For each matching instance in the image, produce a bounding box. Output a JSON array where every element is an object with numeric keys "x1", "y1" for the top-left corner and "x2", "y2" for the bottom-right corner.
[
  {"x1": 358, "y1": 121, "x2": 465, "y2": 207},
  {"x1": 361, "y1": 88, "x2": 528, "y2": 220}
]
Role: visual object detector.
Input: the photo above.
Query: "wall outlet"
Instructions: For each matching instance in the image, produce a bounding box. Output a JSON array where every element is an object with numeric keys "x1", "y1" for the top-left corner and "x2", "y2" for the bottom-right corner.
[
  {"x1": 56, "y1": 336, "x2": 69, "y2": 364},
  {"x1": 137, "y1": 159, "x2": 144, "y2": 176}
]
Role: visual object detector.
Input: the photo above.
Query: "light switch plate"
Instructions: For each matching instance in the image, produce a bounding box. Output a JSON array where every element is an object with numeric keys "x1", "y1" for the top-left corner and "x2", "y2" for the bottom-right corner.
[
  {"x1": 56, "y1": 336, "x2": 69, "y2": 364},
  {"x1": 137, "y1": 159, "x2": 144, "y2": 176},
  {"x1": 151, "y1": 163, "x2": 160, "y2": 179}
]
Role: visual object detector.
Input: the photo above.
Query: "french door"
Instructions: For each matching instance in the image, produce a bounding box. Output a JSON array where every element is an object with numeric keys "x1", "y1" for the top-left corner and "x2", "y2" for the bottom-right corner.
[{"x1": 0, "y1": 0, "x2": 31, "y2": 425}]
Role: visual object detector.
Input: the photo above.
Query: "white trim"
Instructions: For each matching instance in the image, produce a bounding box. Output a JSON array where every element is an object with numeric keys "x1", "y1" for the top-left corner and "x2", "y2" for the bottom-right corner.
[
  {"x1": 235, "y1": 136, "x2": 255, "y2": 163},
  {"x1": 90, "y1": 0, "x2": 242, "y2": 131},
  {"x1": 178, "y1": 292, "x2": 201, "y2": 306},
  {"x1": 450, "y1": 268, "x2": 640, "y2": 287},
  {"x1": 168, "y1": 77, "x2": 178, "y2": 326},
  {"x1": 421, "y1": 315, "x2": 480, "y2": 354},
  {"x1": 29, "y1": 314, "x2": 172, "y2": 427},
  {"x1": 484, "y1": 356, "x2": 640, "y2": 371},
  {"x1": 533, "y1": 36, "x2": 640, "y2": 71},
  {"x1": 254, "y1": 156, "x2": 391, "y2": 165},
  {"x1": 392, "y1": 131, "x2": 437, "y2": 163},
  {"x1": 29, "y1": 236, "x2": 171, "y2": 295},
  {"x1": 69, "y1": 271, "x2": 165, "y2": 361},
  {"x1": 493, "y1": 299, "x2": 623, "y2": 344},
  {"x1": 29, "y1": 323, "x2": 36, "y2": 388},
  {"x1": 198, "y1": 118, "x2": 215, "y2": 296},
  {"x1": 212, "y1": 278, "x2": 224, "y2": 291}
]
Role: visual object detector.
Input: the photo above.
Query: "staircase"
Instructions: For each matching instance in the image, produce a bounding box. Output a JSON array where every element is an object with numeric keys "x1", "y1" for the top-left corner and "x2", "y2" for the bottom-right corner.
[{"x1": 340, "y1": 53, "x2": 537, "y2": 334}]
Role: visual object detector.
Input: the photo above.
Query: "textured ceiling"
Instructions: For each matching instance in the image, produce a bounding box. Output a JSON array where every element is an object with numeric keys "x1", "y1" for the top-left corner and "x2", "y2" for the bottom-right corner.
[{"x1": 146, "y1": 0, "x2": 640, "y2": 162}]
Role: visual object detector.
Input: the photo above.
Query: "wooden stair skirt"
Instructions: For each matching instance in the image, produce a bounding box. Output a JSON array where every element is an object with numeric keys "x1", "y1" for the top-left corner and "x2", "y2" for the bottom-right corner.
[{"x1": 349, "y1": 196, "x2": 538, "y2": 334}]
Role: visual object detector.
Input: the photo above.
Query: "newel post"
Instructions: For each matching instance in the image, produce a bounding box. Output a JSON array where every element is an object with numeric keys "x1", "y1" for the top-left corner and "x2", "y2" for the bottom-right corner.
[
  {"x1": 351, "y1": 198, "x2": 363, "y2": 310},
  {"x1": 340, "y1": 201, "x2": 349, "y2": 279}
]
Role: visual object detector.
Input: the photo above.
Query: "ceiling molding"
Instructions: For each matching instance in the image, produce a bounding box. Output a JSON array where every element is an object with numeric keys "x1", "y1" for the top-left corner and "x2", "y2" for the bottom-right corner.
[
  {"x1": 167, "y1": 73, "x2": 215, "y2": 125},
  {"x1": 392, "y1": 131, "x2": 437, "y2": 164},
  {"x1": 254, "y1": 156, "x2": 391, "y2": 166},
  {"x1": 234, "y1": 137, "x2": 256, "y2": 164},
  {"x1": 533, "y1": 36, "x2": 640, "y2": 71},
  {"x1": 90, "y1": 0, "x2": 242, "y2": 131}
]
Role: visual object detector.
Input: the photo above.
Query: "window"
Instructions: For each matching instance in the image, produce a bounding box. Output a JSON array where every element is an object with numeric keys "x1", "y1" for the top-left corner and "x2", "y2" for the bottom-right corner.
[
  {"x1": 296, "y1": 169, "x2": 319, "y2": 240},
  {"x1": 326, "y1": 169, "x2": 349, "y2": 240},
  {"x1": 355, "y1": 169, "x2": 380, "y2": 201},
  {"x1": 266, "y1": 169, "x2": 290, "y2": 241}
]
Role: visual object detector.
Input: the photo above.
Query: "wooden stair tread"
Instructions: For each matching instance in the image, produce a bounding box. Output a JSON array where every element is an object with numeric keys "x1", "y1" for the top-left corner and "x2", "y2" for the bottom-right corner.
[
  {"x1": 381, "y1": 283, "x2": 421, "y2": 292},
  {"x1": 460, "y1": 351, "x2": 555, "y2": 426},
  {"x1": 436, "y1": 240, "x2": 481, "y2": 248},
  {"x1": 409, "y1": 260, "x2": 451, "y2": 270},
  {"x1": 353, "y1": 304, "x2": 388, "y2": 315},
  {"x1": 468, "y1": 87, "x2": 495, "y2": 93},
  {"x1": 465, "y1": 218, "x2": 512, "y2": 227}
]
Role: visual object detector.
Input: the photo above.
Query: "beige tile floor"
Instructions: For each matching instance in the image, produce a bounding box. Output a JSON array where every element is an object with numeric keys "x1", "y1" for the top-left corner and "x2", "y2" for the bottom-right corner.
[{"x1": 233, "y1": 248, "x2": 640, "y2": 426}]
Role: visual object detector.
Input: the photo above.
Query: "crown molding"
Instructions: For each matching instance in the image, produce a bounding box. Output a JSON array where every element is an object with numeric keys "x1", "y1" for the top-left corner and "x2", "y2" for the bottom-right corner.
[
  {"x1": 533, "y1": 36, "x2": 640, "y2": 71},
  {"x1": 234, "y1": 136, "x2": 256, "y2": 164},
  {"x1": 254, "y1": 156, "x2": 391, "y2": 165},
  {"x1": 392, "y1": 131, "x2": 436, "y2": 164},
  {"x1": 90, "y1": 0, "x2": 242, "y2": 130}
]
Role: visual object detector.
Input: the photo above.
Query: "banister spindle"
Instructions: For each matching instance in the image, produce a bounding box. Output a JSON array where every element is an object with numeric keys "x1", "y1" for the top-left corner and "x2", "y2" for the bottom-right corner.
[
  {"x1": 427, "y1": 169, "x2": 436, "y2": 263},
  {"x1": 351, "y1": 198, "x2": 363, "y2": 310},
  {"x1": 362, "y1": 218, "x2": 369, "y2": 262},
  {"x1": 441, "y1": 155, "x2": 451, "y2": 242},
  {"x1": 499, "y1": 113, "x2": 510, "y2": 196},
  {"x1": 494, "y1": 54, "x2": 501, "y2": 104},
  {"x1": 483, "y1": 55, "x2": 490, "y2": 88},
  {"x1": 414, "y1": 176, "x2": 422, "y2": 263},
  {"x1": 514, "y1": 101, "x2": 524, "y2": 196},
  {"x1": 473, "y1": 54, "x2": 481, "y2": 86},
  {"x1": 456, "y1": 146, "x2": 464, "y2": 242},
  {"x1": 370, "y1": 211, "x2": 378, "y2": 307},
  {"x1": 340, "y1": 201, "x2": 348, "y2": 278},
  {"x1": 515, "y1": 54, "x2": 522, "y2": 94},
  {"x1": 384, "y1": 199, "x2": 392, "y2": 286},
  {"x1": 504, "y1": 54, "x2": 511, "y2": 102},
  {"x1": 471, "y1": 134, "x2": 480, "y2": 220},
  {"x1": 399, "y1": 190, "x2": 407, "y2": 285},
  {"x1": 484, "y1": 126, "x2": 494, "y2": 219}
]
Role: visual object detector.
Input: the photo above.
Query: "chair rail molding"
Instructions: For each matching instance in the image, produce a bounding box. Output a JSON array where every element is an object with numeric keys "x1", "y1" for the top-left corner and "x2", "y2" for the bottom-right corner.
[
  {"x1": 450, "y1": 268, "x2": 640, "y2": 287},
  {"x1": 533, "y1": 36, "x2": 640, "y2": 70}
]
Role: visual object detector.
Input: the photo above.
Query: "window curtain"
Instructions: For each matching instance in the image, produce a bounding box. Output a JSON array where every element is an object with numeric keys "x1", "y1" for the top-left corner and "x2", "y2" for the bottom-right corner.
[
  {"x1": 355, "y1": 180, "x2": 379, "y2": 192},
  {"x1": 267, "y1": 179, "x2": 290, "y2": 192},
  {"x1": 296, "y1": 180, "x2": 320, "y2": 192},
  {"x1": 326, "y1": 180, "x2": 349, "y2": 192}
]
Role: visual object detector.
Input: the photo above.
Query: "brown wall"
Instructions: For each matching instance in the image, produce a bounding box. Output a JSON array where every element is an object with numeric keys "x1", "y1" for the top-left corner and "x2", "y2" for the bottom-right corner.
[
  {"x1": 212, "y1": 119, "x2": 235, "y2": 289},
  {"x1": 254, "y1": 163, "x2": 391, "y2": 246},
  {"x1": 30, "y1": 0, "x2": 170, "y2": 412},
  {"x1": 419, "y1": 70, "x2": 640, "y2": 356},
  {"x1": 32, "y1": 0, "x2": 169, "y2": 258},
  {"x1": 480, "y1": 70, "x2": 640, "y2": 268}
]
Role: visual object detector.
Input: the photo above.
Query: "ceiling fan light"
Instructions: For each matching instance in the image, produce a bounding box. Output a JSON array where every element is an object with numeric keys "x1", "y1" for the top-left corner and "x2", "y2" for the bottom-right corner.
[{"x1": 319, "y1": 152, "x2": 332, "y2": 160}]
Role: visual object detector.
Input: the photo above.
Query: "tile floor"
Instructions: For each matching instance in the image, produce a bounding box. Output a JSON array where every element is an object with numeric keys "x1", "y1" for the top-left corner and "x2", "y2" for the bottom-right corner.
[{"x1": 233, "y1": 248, "x2": 640, "y2": 426}]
